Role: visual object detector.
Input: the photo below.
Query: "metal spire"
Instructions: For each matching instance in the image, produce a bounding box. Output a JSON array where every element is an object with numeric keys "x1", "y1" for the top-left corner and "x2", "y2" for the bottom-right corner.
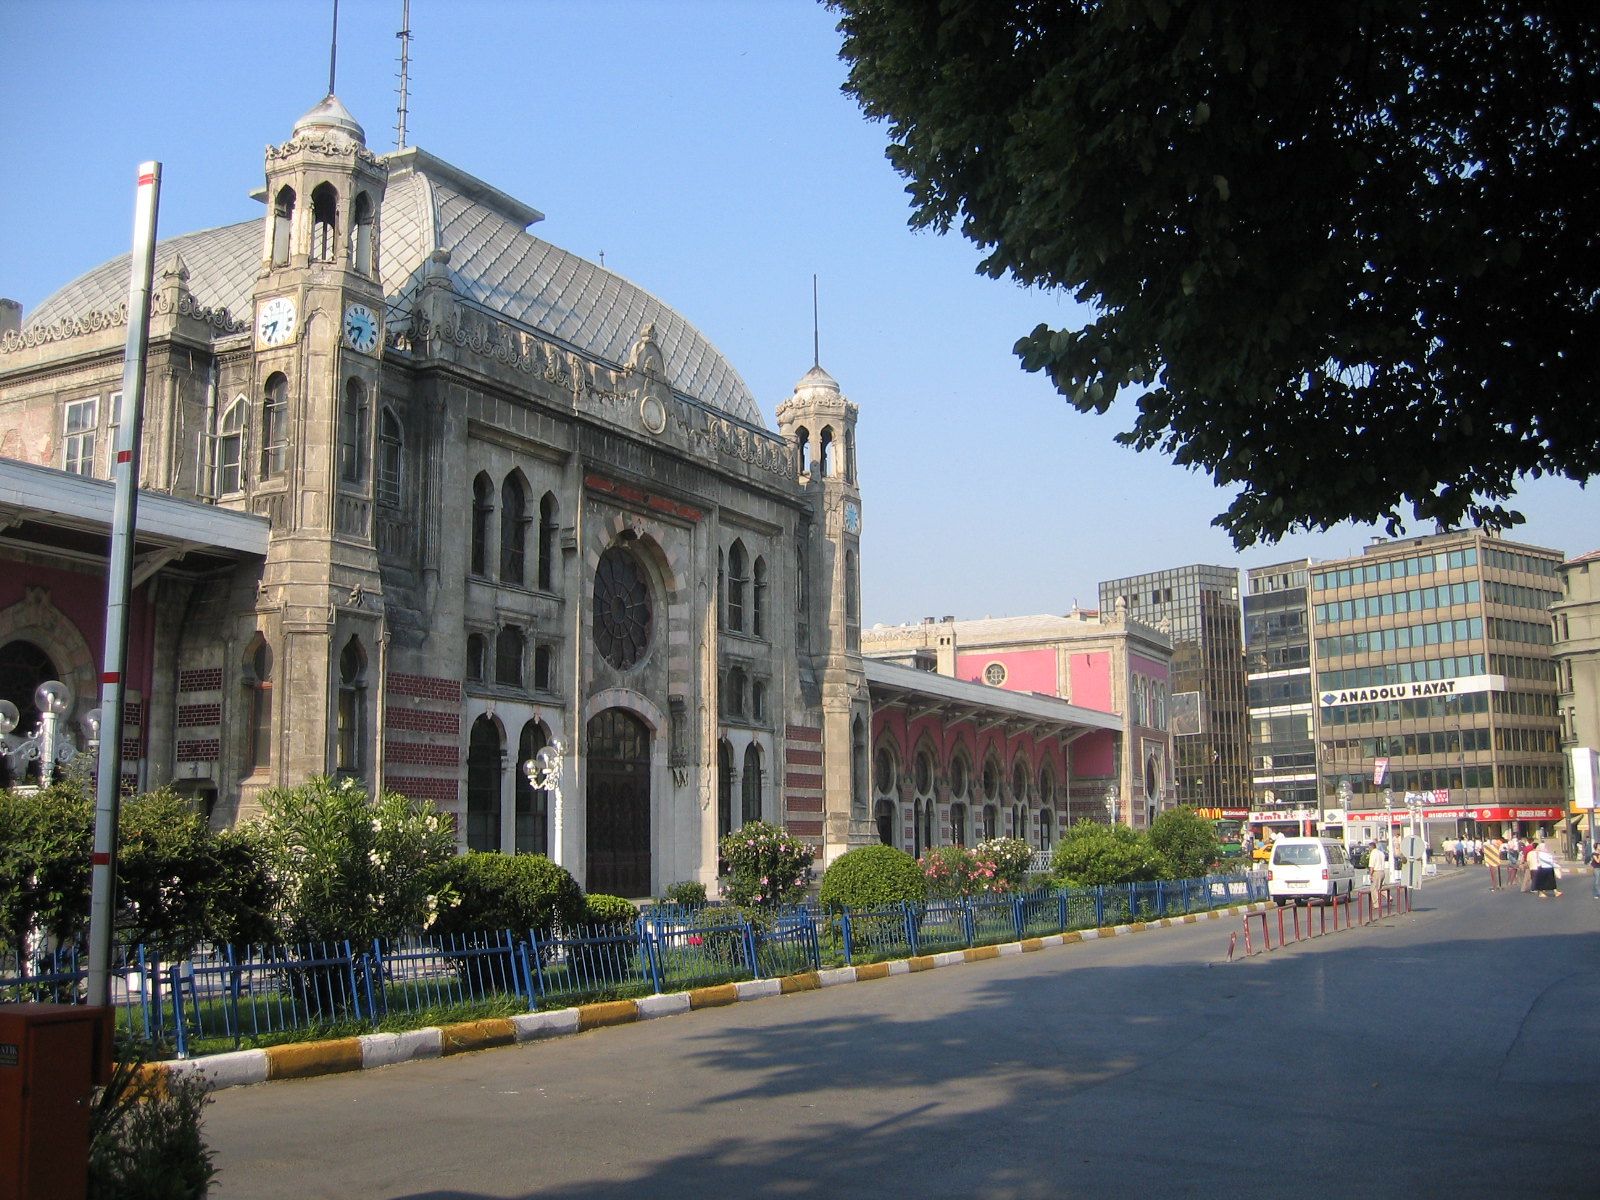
[
  {"x1": 328, "y1": 0, "x2": 340, "y2": 97},
  {"x1": 812, "y1": 274, "x2": 820, "y2": 368},
  {"x1": 395, "y1": 0, "x2": 412, "y2": 149}
]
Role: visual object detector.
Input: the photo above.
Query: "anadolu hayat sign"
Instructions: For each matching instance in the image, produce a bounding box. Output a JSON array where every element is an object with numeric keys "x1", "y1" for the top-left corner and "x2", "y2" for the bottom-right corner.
[{"x1": 1318, "y1": 673, "x2": 1504, "y2": 708}]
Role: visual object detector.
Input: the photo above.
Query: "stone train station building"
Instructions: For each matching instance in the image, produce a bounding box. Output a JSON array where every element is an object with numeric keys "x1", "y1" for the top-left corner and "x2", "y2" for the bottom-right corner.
[{"x1": 0, "y1": 95, "x2": 1128, "y2": 895}]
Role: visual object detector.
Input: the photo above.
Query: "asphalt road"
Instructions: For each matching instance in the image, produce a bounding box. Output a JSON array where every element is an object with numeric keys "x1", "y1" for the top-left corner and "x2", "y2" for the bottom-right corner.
[{"x1": 204, "y1": 871, "x2": 1600, "y2": 1199}]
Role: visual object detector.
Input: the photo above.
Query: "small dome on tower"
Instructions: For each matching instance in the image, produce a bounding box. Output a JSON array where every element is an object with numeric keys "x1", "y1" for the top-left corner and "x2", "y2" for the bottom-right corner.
[
  {"x1": 293, "y1": 94, "x2": 366, "y2": 146},
  {"x1": 793, "y1": 364, "x2": 840, "y2": 398}
]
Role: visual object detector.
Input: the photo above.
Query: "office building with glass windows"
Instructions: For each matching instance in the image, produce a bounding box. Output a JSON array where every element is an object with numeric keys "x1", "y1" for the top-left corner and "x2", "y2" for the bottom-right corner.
[{"x1": 1310, "y1": 530, "x2": 1564, "y2": 841}]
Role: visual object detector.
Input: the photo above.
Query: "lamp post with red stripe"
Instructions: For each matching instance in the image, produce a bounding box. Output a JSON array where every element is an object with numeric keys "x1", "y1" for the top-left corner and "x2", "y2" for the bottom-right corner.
[{"x1": 86, "y1": 162, "x2": 161, "y2": 1010}]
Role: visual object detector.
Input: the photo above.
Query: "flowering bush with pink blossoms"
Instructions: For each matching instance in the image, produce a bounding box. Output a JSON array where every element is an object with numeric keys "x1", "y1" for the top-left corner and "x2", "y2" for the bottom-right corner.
[
  {"x1": 718, "y1": 821, "x2": 815, "y2": 908},
  {"x1": 918, "y1": 844, "x2": 1005, "y2": 900}
]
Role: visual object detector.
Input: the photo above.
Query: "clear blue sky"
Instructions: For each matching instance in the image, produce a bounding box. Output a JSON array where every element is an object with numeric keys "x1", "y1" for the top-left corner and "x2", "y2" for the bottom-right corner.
[{"x1": 4, "y1": 0, "x2": 1596, "y2": 625}]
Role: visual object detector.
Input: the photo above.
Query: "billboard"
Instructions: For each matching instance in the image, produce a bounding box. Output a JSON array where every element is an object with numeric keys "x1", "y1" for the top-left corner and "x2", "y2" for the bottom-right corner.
[{"x1": 1169, "y1": 690, "x2": 1203, "y2": 736}]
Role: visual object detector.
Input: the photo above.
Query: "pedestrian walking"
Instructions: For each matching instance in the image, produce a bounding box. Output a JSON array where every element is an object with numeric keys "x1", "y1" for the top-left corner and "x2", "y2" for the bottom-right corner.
[
  {"x1": 1368, "y1": 841, "x2": 1390, "y2": 896},
  {"x1": 1483, "y1": 838, "x2": 1503, "y2": 891},
  {"x1": 1531, "y1": 841, "x2": 1561, "y2": 899}
]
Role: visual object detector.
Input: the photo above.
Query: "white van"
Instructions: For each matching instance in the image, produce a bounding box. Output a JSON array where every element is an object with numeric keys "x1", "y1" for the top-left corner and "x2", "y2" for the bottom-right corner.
[{"x1": 1267, "y1": 837, "x2": 1356, "y2": 905}]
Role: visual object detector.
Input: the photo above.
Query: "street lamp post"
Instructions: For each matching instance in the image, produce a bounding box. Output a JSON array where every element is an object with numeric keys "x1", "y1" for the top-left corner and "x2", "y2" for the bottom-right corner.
[{"x1": 1104, "y1": 782, "x2": 1118, "y2": 825}]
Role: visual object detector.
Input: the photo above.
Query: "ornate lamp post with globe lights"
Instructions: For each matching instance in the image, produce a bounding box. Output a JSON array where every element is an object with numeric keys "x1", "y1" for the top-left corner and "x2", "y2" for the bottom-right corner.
[{"x1": 0, "y1": 680, "x2": 78, "y2": 788}]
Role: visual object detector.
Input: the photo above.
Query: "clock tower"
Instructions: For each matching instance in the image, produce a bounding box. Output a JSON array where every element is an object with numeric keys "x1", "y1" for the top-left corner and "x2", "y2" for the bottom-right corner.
[
  {"x1": 242, "y1": 95, "x2": 390, "y2": 808},
  {"x1": 777, "y1": 365, "x2": 872, "y2": 859}
]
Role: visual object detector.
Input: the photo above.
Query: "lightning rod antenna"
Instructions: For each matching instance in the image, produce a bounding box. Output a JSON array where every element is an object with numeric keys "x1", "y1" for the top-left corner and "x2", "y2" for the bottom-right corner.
[
  {"x1": 812, "y1": 274, "x2": 820, "y2": 368},
  {"x1": 328, "y1": 0, "x2": 340, "y2": 96},
  {"x1": 396, "y1": 0, "x2": 412, "y2": 149}
]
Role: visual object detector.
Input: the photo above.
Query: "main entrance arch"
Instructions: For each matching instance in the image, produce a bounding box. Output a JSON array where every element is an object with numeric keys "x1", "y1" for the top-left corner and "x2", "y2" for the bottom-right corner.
[{"x1": 585, "y1": 708, "x2": 651, "y2": 897}]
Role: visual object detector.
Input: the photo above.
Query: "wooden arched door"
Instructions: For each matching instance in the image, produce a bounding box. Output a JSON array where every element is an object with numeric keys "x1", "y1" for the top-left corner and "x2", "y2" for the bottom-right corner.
[{"x1": 585, "y1": 708, "x2": 651, "y2": 896}]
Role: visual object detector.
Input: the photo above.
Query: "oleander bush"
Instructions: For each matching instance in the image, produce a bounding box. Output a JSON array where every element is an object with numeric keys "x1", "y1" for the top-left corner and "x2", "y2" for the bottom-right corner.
[
  {"x1": 919, "y1": 844, "x2": 1004, "y2": 899},
  {"x1": 718, "y1": 821, "x2": 814, "y2": 908},
  {"x1": 975, "y1": 836, "x2": 1036, "y2": 890},
  {"x1": 818, "y1": 844, "x2": 927, "y2": 912}
]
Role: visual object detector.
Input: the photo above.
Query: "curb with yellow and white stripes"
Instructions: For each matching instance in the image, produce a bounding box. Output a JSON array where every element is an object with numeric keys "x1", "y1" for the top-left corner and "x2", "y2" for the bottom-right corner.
[{"x1": 146, "y1": 901, "x2": 1268, "y2": 1093}]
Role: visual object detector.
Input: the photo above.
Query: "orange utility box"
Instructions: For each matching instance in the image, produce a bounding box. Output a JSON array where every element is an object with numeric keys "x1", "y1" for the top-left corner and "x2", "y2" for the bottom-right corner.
[{"x1": 0, "y1": 1003, "x2": 115, "y2": 1200}]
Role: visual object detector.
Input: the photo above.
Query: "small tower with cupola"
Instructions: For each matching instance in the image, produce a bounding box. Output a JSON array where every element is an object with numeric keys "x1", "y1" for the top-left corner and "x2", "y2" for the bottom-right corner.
[
  {"x1": 777, "y1": 365, "x2": 872, "y2": 861},
  {"x1": 240, "y1": 95, "x2": 390, "y2": 811}
]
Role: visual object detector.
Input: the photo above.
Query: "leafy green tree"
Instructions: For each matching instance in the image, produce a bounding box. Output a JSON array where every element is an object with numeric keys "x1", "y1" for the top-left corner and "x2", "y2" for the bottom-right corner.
[
  {"x1": 255, "y1": 776, "x2": 456, "y2": 944},
  {"x1": 1050, "y1": 822, "x2": 1158, "y2": 887},
  {"x1": 831, "y1": 1, "x2": 1600, "y2": 544},
  {"x1": 0, "y1": 784, "x2": 91, "y2": 957},
  {"x1": 1146, "y1": 806, "x2": 1221, "y2": 880}
]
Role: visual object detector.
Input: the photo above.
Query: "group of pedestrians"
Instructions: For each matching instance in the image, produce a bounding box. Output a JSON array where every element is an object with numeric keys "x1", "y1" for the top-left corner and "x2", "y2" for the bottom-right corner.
[{"x1": 1478, "y1": 834, "x2": 1573, "y2": 898}]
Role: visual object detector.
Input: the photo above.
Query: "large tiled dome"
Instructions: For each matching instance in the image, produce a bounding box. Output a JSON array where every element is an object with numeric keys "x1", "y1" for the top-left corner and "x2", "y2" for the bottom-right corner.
[{"x1": 25, "y1": 134, "x2": 762, "y2": 425}]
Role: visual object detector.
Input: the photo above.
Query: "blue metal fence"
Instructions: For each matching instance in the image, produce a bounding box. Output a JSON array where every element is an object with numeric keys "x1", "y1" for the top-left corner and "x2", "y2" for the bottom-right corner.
[{"x1": 2, "y1": 872, "x2": 1263, "y2": 1056}]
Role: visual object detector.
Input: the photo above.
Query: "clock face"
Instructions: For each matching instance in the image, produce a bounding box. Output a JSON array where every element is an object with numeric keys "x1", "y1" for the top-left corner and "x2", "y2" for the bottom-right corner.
[
  {"x1": 255, "y1": 296, "x2": 297, "y2": 348},
  {"x1": 343, "y1": 302, "x2": 380, "y2": 354},
  {"x1": 843, "y1": 501, "x2": 861, "y2": 534}
]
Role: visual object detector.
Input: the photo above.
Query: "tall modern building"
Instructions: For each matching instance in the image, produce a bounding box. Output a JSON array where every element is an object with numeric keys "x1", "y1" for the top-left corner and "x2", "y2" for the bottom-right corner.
[
  {"x1": 1243, "y1": 560, "x2": 1317, "y2": 824},
  {"x1": 1311, "y1": 530, "x2": 1564, "y2": 841},
  {"x1": 1098, "y1": 565, "x2": 1248, "y2": 813}
]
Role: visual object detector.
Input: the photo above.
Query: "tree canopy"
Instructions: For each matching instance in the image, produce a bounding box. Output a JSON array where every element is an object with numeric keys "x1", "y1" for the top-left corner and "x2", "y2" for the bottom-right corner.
[{"x1": 830, "y1": 0, "x2": 1600, "y2": 544}]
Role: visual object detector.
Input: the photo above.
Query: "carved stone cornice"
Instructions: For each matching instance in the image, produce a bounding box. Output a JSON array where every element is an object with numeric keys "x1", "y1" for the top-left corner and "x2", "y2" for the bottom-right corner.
[{"x1": 265, "y1": 137, "x2": 386, "y2": 172}]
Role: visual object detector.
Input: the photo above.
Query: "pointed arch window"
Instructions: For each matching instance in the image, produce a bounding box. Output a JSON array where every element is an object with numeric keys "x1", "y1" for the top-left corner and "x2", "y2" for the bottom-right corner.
[
  {"x1": 466, "y1": 633, "x2": 487, "y2": 683},
  {"x1": 466, "y1": 715, "x2": 504, "y2": 852},
  {"x1": 741, "y1": 742, "x2": 763, "y2": 826},
  {"x1": 794, "y1": 425, "x2": 811, "y2": 475},
  {"x1": 272, "y1": 186, "x2": 295, "y2": 267},
  {"x1": 752, "y1": 556, "x2": 768, "y2": 639},
  {"x1": 244, "y1": 637, "x2": 273, "y2": 774},
  {"x1": 351, "y1": 191, "x2": 375, "y2": 275},
  {"x1": 717, "y1": 740, "x2": 734, "y2": 839},
  {"x1": 819, "y1": 426, "x2": 834, "y2": 476},
  {"x1": 340, "y1": 378, "x2": 369, "y2": 484},
  {"x1": 515, "y1": 721, "x2": 549, "y2": 855},
  {"x1": 336, "y1": 636, "x2": 367, "y2": 776},
  {"x1": 537, "y1": 493, "x2": 558, "y2": 591},
  {"x1": 310, "y1": 183, "x2": 339, "y2": 263},
  {"x1": 727, "y1": 540, "x2": 748, "y2": 632},
  {"x1": 261, "y1": 373, "x2": 289, "y2": 478},
  {"x1": 215, "y1": 395, "x2": 246, "y2": 495},
  {"x1": 949, "y1": 802, "x2": 968, "y2": 847},
  {"x1": 378, "y1": 408, "x2": 402, "y2": 506},
  {"x1": 471, "y1": 473, "x2": 494, "y2": 577},
  {"x1": 500, "y1": 474, "x2": 528, "y2": 585}
]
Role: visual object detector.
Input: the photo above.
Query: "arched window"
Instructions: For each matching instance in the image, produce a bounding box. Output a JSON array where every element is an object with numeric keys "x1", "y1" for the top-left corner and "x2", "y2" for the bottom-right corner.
[
  {"x1": 310, "y1": 182, "x2": 338, "y2": 263},
  {"x1": 340, "y1": 377, "x2": 368, "y2": 484},
  {"x1": 725, "y1": 667, "x2": 747, "y2": 718},
  {"x1": 533, "y1": 644, "x2": 553, "y2": 692},
  {"x1": 844, "y1": 550, "x2": 858, "y2": 640},
  {"x1": 875, "y1": 799, "x2": 897, "y2": 847},
  {"x1": 336, "y1": 636, "x2": 366, "y2": 776},
  {"x1": 515, "y1": 722, "x2": 549, "y2": 855},
  {"x1": 851, "y1": 716, "x2": 868, "y2": 817},
  {"x1": 351, "y1": 191, "x2": 375, "y2": 275},
  {"x1": 466, "y1": 715, "x2": 504, "y2": 852},
  {"x1": 795, "y1": 544, "x2": 809, "y2": 649},
  {"x1": 795, "y1": 425, "x2": 811, "y2": 475},
  {"x1": 466, "y1": 633, "x2": 487, "y2": 682},
  {"x1": 1013, "y1": 761, "x2": 1029, "y2": 804},
  {"x1": 717, "y1": 740, "x2": 734, "y2": 839},
  {"x1": 471, "y1": 472, "x2": 493, "y2": 576},
  {"x1": 537, "y1": 493, "x2": 558, "y2": 591},
  {"x1": 271, "y1": 186, "x2": 295, "y2": 267},
  {"x1": 244, "y1": 637, "x2": 273, "y2": 774},
  {"x1": 752, "y1": 557, "x2": 768, "y2": 639},
  {"x1": 874, "y1": 747, "x2": 897, "y2": 798},
  {"x1": 912, "y1": 750, "x2": 935, "y2": 858},
  {"x1": 983, "y1": 758, "x2": 1001, "y2": 803},
  {"x1": 500, "y1": 473, "x2": 527, "y2": 585},
  {"x1": 261, "y1": 373, "x2": 288, "y2": 478},
  {"x1": 1013, "y1": 804, "x2": 1028, "y2": 842},
  {"x1": 949, "y1": 802, "x2": 968, "y2": 847},
  {"x1": 726, "y1": 540, "x2": 747, "y2": 632},
  {"x1": 843, "y1": 429, "x2": 855, "y2": 483},
  {"x1": 950, "y1": 756, "x2": 969, "y2": 801},
  {"x1": 819, "y1": 427, "x2": 834, "y2": 477},
  {"x1": 741, "y1": 742, "x2": 763, "y2": 825},
  {"x1": 496, "y1": 625, "x2": 524, "y2": 688},
  {"x1": 1039, "y1": 806, "x2": 1054, "y2": 850},
  {"x1": 982, "y1": 803, "x2": 998, "y2": 842},
  {"x1": 378, "y1": 408, "x2": 402, "y2": 506},
  {"x1": 215, "y1": 396, "x2": 246, "y2": 495}
]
